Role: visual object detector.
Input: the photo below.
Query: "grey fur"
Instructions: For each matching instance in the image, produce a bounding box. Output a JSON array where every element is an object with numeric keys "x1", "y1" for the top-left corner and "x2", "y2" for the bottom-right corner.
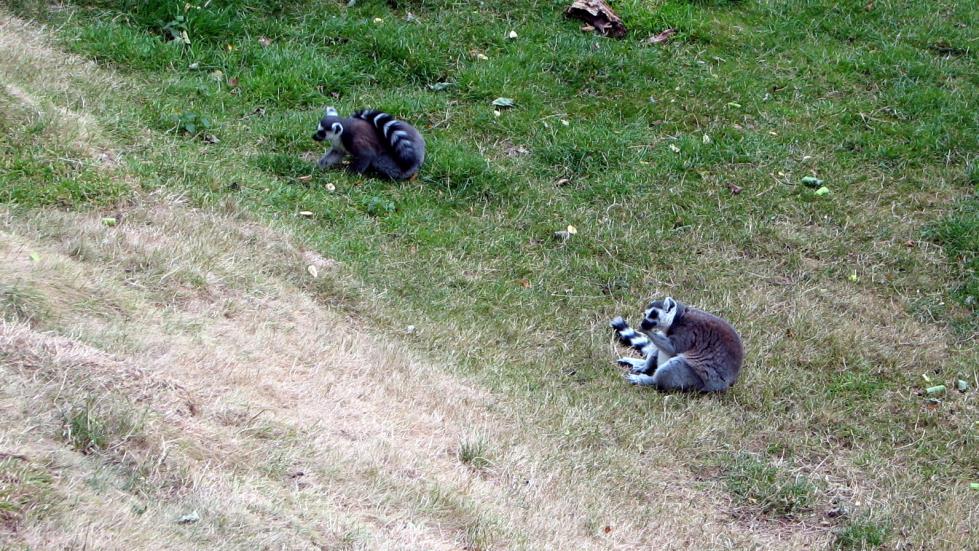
[{"x1": 610, "y1": 297, "x2": 744, "y2": 392}]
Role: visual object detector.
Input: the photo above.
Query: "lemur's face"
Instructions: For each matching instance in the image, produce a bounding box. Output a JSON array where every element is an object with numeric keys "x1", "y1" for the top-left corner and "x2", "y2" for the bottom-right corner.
[
  {"x1": 640, "y1": 297, "x2": 677, "y2": 332},
  {"x1": 312, "y1": 106, "x2": 342, "y2": 142}
]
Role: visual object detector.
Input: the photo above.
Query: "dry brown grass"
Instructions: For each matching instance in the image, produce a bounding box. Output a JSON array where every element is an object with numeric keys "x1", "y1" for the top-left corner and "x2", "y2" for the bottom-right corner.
[{"x1": 2, "y1": 195, "x2": 831, "y2": 549}]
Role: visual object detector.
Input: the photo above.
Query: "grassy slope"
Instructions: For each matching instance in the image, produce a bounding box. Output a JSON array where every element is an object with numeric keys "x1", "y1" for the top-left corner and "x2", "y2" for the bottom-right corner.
[{"x1": 2, "y1": 0, "x2": 977, "y2": 548}]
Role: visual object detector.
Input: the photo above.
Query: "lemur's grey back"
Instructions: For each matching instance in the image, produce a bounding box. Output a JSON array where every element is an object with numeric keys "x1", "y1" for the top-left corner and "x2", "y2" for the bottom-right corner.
[
  {"x1": 668, "y1": 307, "x2": 743, "y2": 388},
  {"x1": 352, "y1": 109, "x2": 425, "y2": 170}
]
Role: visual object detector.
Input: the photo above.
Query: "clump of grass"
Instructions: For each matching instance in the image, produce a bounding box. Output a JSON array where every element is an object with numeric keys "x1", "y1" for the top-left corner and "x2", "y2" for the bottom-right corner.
[
  {"x1": 61, "y1": 398, "x2": 145, "y2": 455},
  {"x1": 0, "y1": 456, "x2": 57, "y2": 532},
  {"x1": 722, "y1": 453, "x2": 815, "y2": 517},
  {"x1": 0, "y1": 282, "x2": 50, "y2": 326},
  {"x1": 457, "y1": 437, "x2": 491, "y2": 471},
  {"x1": 835, "y1": 518, "x2": 889, "y2": 550}
]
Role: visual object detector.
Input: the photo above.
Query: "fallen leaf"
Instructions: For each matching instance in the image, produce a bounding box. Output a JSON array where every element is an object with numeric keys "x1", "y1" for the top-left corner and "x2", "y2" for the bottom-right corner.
[
  {"x1": 325, "y1": 183, "x2": 336, "y2": 192},
  {"x1": 801, "y1": 176, "x2": 823, "y2": 187},
  {"x1": 726, "y1": 102, "x2": 742, "y2": 108},
  {"x1": 603, "y1": 525, "x2": 613, "y2": 534},
  {"x1": 203, "y1": 134, "x2": 220, "y2": 144},
  {"x1": 307, "y1": 265, "x2": 319, "y2": 278},
  {"x1": 373, "y1": 17, "x2": 384, "y2": 23},
  {"x1": 475, "y1": 52, "x2": 489, "y2": 61},
  {"x1": 646, "y1": 28, "x2": 676, "y2": 45},
  {"x1": 297, "y1": 175, "x2": 312, "y2": 182},
  {"x1": 957, "y1": 379, "x2": 970, "y2": 392},
  {"x1": 926, "y1": 384, "x2": 946, "y2": 395},
  {"x1": 814, "y1": 186, "x2": 831, "y2": 196},
  {"x1": 561, "y1": 119, "x2": 570, "y2": 126},
  {"x1": 555, "y1": 178, "x2": 571, "y2": 187},
  {"x1": 209, "y1": 69, "x2": 223, "y2": 81},
  {"x1": 580, "y1": 24, "x2": 595, "y2": 32},
  {"x1": 101, "y1": 217, "x2": 117, "y2": 226},
  {"x1": 188, "y1": 62, "x2": 200, "y2": 70},
  {"x1": 428, "y1": 82, "x2": 453, "y2": 91},
  {"x1": 566, "y1": 225, "x2": 578, "y2": 235},
  {"x1": 29, "y1": 252, "x2": 40, "y2": 262},
  {"x1": 492, "y1": 97, "x2": 516, "y2": 108},
  {"x1": 505, "y1": 144, "x2": 530, "y2": 157},
  {"x1": 971, "y1": 482, "x2": 979, "y2": 491},
  {"x1": 257, "y1": 36, "x2": 272, "y2": 47},
  {"x1": 507, "y1": 30, "x2": 518, "y2": 39},
  {"x1": 668, "y1": 144, "x2": 681, "y2": 153},
  {"x1": 227, "y1": 77, "x2": 239, "y2": 87},
  {"x1": 299, "y1": 211, "x2": 314, "y2": 217},
  {"x1": 702, "y1": 134, "x2": 711, "y2": 144},
  {"x1": 177, "y1": 511, "x2": 200, "y2": 525},
  {"x1": 516, "y1": 278, "x2": 532, "y2": 288},
  {"x1": 848, "y1": 271, "x2": 859, "y2": 283},
  {"x1": 405, "y1": 325, "x2": 417, "y2": 334},
  {"x1": 726, "y1": 183, "x2": 742, "y2": 195}
]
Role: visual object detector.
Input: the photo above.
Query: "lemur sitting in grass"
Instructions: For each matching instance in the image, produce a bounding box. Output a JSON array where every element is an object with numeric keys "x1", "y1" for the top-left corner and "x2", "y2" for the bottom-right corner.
[
  {"x1": 610, "y1": 297, "x2": 744, "y2": 392},
  {"x1": 312, "y1": 107, "x2": 425, "y2": 180}
]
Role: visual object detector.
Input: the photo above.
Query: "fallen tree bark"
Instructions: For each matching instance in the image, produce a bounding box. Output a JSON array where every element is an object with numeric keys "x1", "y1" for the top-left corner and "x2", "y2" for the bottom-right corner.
[{"x1": 566, "y1": 0, "x2": 627, "y2": 38}]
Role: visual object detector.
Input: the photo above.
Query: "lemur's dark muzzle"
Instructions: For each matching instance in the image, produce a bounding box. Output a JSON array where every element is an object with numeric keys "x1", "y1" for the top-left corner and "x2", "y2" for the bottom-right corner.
[
  {"x1": 640, "y1": 319, "x2": 654, "y2": 331},
  {"x1": 312, "y1": 131, "x2": 325, "y2": 141}
]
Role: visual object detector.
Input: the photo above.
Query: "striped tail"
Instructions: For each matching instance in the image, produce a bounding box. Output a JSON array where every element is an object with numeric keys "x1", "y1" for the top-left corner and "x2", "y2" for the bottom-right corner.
[
  {"x1": 353, "y1": 109, "x2": 418, "y2": 168},
  {"x1": 610, "y1": 317, "x2": 655, "y2": 356}
]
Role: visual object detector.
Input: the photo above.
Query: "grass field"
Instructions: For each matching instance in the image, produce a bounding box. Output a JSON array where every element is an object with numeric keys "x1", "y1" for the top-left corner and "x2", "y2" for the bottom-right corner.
[{"x1": 1, "y1": 0, "x2": 977, "y2": 549}]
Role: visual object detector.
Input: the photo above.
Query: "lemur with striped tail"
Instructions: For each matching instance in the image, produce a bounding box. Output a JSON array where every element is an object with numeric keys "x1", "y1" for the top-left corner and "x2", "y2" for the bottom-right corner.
[
  {"x1": 610, "y1": 297, "x2": 744, "y2": 392},
  {"x1": 312, "y1": 107, "x2": 425, "y2": 180}
]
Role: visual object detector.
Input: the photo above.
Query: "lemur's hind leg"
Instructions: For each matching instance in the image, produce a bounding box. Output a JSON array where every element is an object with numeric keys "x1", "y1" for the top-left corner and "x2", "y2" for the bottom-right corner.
[
  {"x1": 318, "y1": 148, "x2": 346, "y2": 169},
  {"x1": 370, "y1": 154, "x2": 413, "y2": 181},
  {"x1": 346, "y1": 155, "x2": 374, "y2": 174},
  {"x1": 648, "y1": 357, "x2": 703, "y2": 391}
]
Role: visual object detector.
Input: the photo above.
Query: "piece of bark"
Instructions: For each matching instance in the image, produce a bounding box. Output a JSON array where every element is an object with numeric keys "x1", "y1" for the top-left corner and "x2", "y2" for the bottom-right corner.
[
  {"x1": 646, "y1": 28, "x2": 676, "y2": 45},
  {"x1": 566, "y1": 0, "x2": 627, "y2": 38}
]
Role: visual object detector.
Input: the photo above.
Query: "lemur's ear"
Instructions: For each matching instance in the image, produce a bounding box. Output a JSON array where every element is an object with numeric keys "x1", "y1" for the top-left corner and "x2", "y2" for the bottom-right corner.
[
  {"x1": 325, "y1": 106, "x2": 339, "y2": 117},
  {"x1": 331, "y1": 122, "x2": 343, "y2": 134},
  {"x1": 664, "y1": 297, "x2": 676, "y2": 311}
]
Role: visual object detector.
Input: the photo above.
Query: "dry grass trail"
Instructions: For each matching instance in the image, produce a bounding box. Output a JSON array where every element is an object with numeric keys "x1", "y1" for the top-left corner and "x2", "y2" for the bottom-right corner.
[{"x1": 0, "y1": 13, "x2": 828, "y2": 550}]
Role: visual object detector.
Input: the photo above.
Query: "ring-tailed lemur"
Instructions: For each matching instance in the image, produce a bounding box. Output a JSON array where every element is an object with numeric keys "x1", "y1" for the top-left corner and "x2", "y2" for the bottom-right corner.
[
  {"x1": 610, "y1": 297, "x2": 744, "y2": 392},
  {"x1": 312, "y1": 107, "x2": 425, "y2": 180}
]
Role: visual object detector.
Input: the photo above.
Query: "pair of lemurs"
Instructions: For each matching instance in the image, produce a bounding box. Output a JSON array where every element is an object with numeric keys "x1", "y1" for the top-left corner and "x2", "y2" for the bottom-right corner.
[{"x1": 311, "y1": 109, "x2": 744, "y2": 392}]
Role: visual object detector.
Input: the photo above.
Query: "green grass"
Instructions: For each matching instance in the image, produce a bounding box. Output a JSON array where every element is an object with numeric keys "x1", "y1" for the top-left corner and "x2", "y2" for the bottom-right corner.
[
  {"x1": 0, "y1": 457, "x2": 57, "y2": 534},
  {"x1": 61, "y1": 397, "x2": 146, "y2": 455},
  {"x1": 3, "y1": 0, "x2": 978, "y2": 543},
  {"x1": 926, "y1": 186, "x2": 979, "y2": 314},
  {"x1": 458, "y1": 437, "x2": 492, "y2": 471},
  {"x1": 0, "y1": 282, "x2": 50, "y2": 326},
  {"x1": 835, "y1": 518, "x2": 890, "y2": 550},
  {"x1": 722, "y1": 453, "x2": 815, "y2": 517}
]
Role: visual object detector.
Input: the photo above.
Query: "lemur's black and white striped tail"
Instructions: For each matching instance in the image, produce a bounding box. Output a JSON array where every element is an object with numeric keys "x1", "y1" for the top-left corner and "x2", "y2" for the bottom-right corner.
[
  {"x1": 353, "y1": 109, "x2": 418, "y2": 168},
  {"x1": 610, "y1": 317, "x2": 655, "y2": 356}
]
